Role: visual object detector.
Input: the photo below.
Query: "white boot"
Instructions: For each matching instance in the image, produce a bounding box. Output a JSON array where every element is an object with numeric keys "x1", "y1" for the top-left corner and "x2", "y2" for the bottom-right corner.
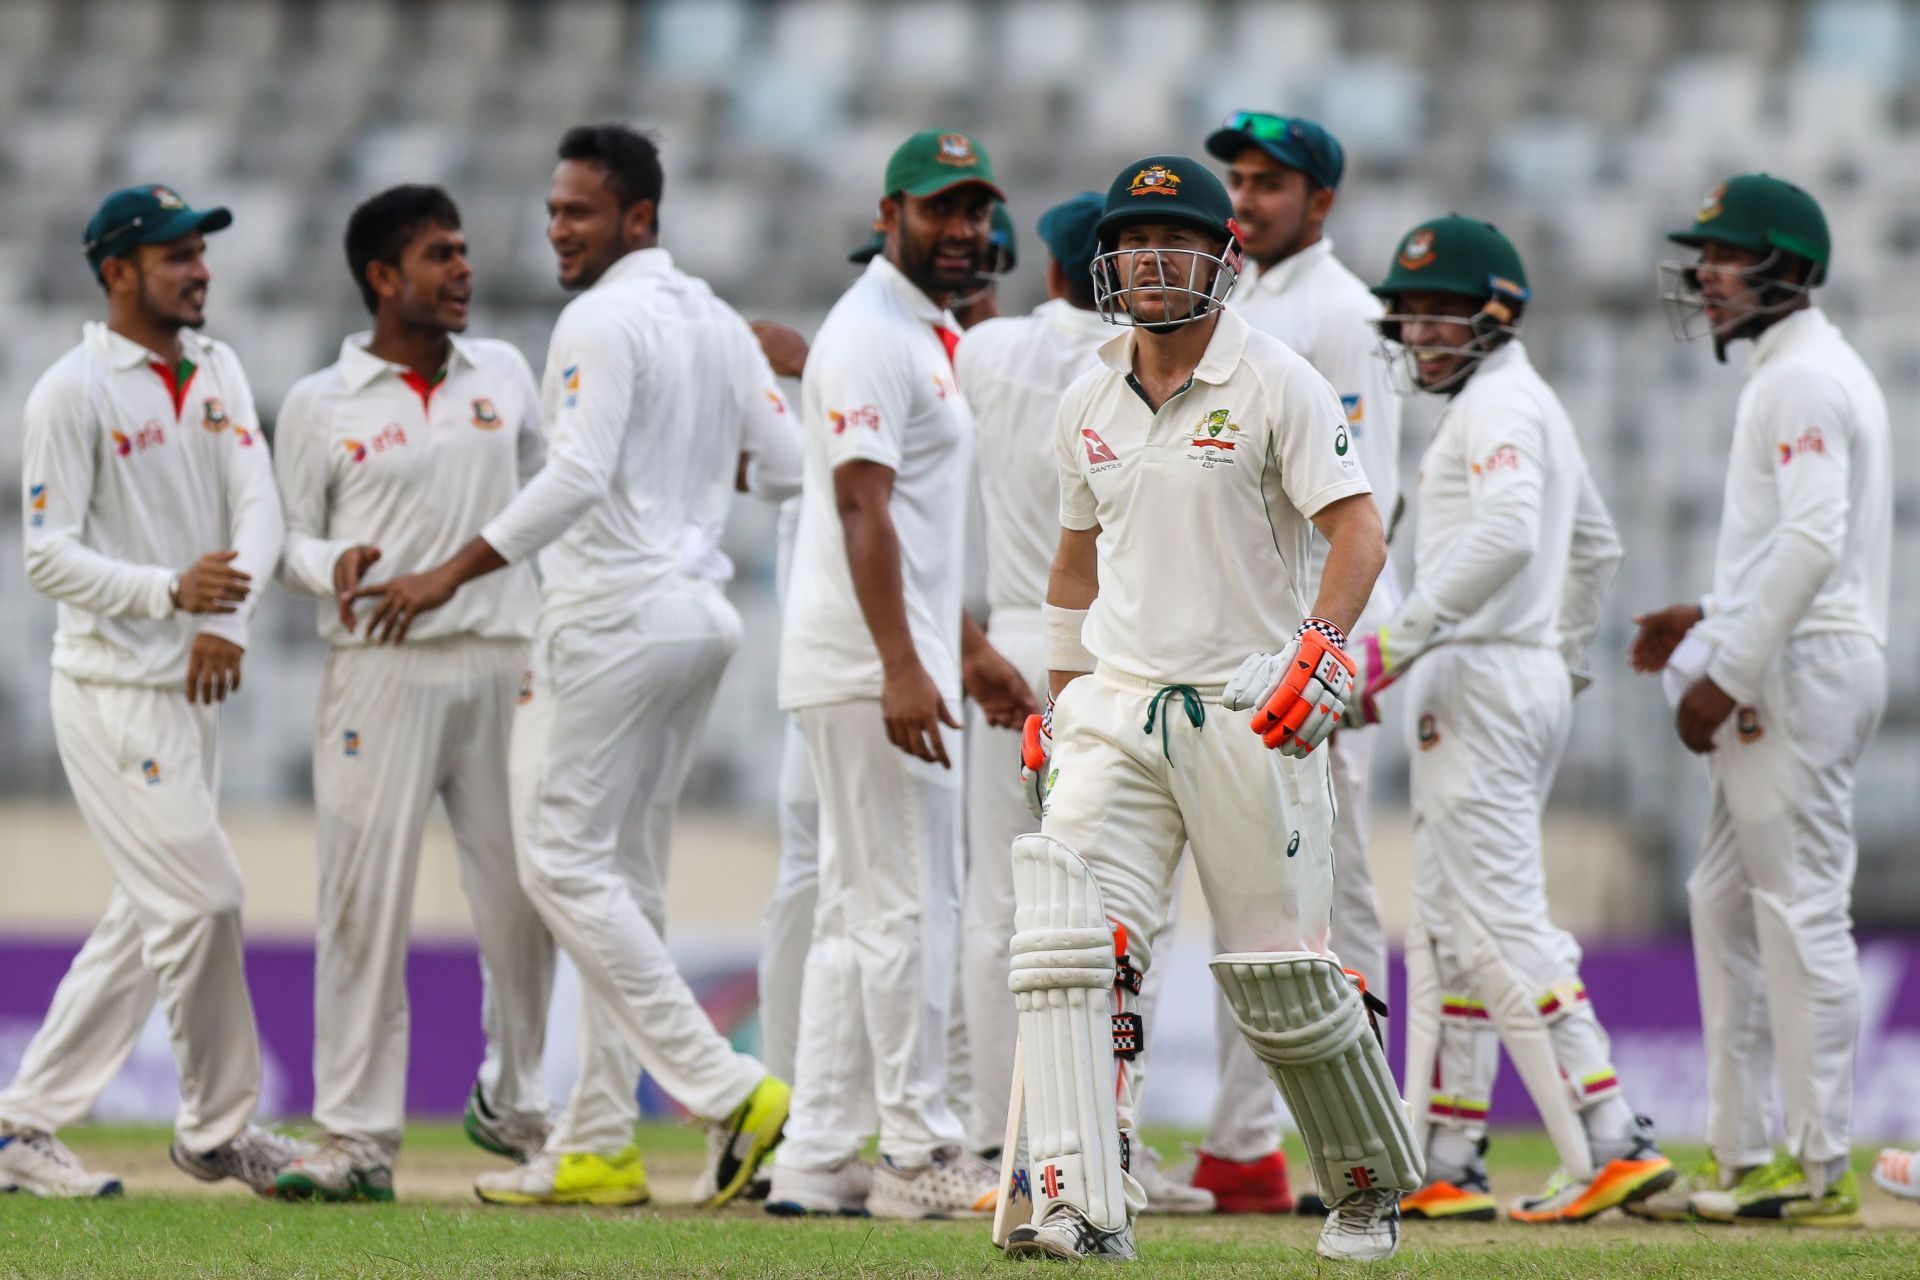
[
  {"x1": 866, "y1": 1145, "x2": 998, "y2": 1219},
  {"x1": 0, "y1": 1129, "x2": 122, "y2": 1198},
  {"x1": 765, "y1": 1156, "x2": 874, "y2": 1216},
  {"x1": 170, "y1": 1126, "x2": 312, "y2": 1197},
  {"x1": 1316, "y1": 1188, "x2": 1402, "y2": 1262},
  {"x1": 1004, "y1": 1202, "x2": 1138, "y2": 1261},
  {"x1": 1134, "y1": 1145, "x2": 1215, "y2": 1215}
]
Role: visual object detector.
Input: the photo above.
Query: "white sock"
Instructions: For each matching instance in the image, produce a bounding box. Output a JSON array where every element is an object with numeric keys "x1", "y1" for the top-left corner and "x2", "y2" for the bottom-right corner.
[
  {"x1": 1581, "y1": 1097, "x2": 1637, "y2": 1160},
  {"x1": 1426, "y1": 1128, "x2": 1482, "y2": 1185}
]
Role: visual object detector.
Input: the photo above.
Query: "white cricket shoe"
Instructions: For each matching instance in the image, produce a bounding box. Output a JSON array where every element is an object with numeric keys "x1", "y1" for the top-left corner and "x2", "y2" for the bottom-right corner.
[
  {"x1": 764, "y1": 1156, "x2": 874, "y2": 1216},
  {"x1": 1004, "y1": 1202, "x2": 1138, "y2": 1261},
  {"x1": 462, "y1": 1083, "x2": 549, "y2": 1165},
  {"x1": 1873, "y1": 1149, "x2": 1920, "y2": 1202},
  {"x1": 170, "y1": 1125, "x2": 312, "y2": 1197},
  {"x1": 1316, "y1": 1188, "x2": 1403, "y2": 1262},
  {"x1": 272, "y1": 1133, "x2": 394, "y2": 1202},
  {"x1": 866, "y1": 1144, "x2": 998, "y2": 1219},
  {"x1": 1135, "y1": 1144, "x2": 1215, "y2": 1215},
  {"x1": 0, "y1": 1129, "x2": 122, "y2": 1198}
]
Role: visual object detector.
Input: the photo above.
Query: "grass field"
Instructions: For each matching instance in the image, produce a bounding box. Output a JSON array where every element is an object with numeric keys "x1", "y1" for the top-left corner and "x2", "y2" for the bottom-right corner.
[{"x1": 2, "y1": 1124, "x2": 1916, "y2": 1279}]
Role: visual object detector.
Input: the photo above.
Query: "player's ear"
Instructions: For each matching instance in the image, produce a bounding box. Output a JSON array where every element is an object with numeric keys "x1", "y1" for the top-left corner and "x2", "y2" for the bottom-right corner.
[
  {"x1": 622, "y1": 197, "x2": 657, "y2": 248},
  {"x1": 1309, "y1": 184, "x2": 1336, "y2": 222},
  {"x1": 364, "y1": 258, "x2": 402, "y2": 306}
]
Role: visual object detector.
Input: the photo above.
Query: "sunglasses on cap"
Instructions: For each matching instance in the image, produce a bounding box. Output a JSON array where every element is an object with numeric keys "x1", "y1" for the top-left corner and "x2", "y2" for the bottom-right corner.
[{"x1": 1220, "y1": 112, "x2": 1335, "y2": 180}]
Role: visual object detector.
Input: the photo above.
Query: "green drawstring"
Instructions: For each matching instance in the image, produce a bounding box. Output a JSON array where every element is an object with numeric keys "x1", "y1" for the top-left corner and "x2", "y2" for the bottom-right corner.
[{"x1": 1142, "y1": 685, "x2": 1205, "y2": 763}]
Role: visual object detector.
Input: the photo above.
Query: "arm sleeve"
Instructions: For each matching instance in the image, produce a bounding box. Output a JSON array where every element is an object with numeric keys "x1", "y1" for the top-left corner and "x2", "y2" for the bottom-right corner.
[
  {"x1": 198, "y1": 366, "x2": 285, "y2": 649},
  {"x1": 812, "y1": 323, "x2": 915, "y2": 475},
  {"x1": 734, "y1": 326, "x2": 803, "y2": 502},
  {"x1": 480, "y1": 309, "x2": 635, "y2": 564},
  {"x1": 507, "y1": 345, "x2": 548, "y2": 487},
  {"x1": 1556, "y1": 457, "x2": 1624, "y2": 665},
  {"x1": 21, "y1": 369, "x2": 176, "y2": 619},
  {"x1": 1055, "y1": 382, "x2": 1098, "y2": 531},
  {"x1": 272, "y1": 380, "x2": 352, "y2": 598},
  {"x1": 1416, "y1": 401, "x2": 1544, "y2": 622},
  {"x1": 1274, "y1": 361, "x2": 1373, "y2": 519},
  {"x1": 1700, "y1": 375, "x2": 1850, "y2": 703},
  {"x1": 1315, "y1": 301, "x2": 1402, "y2": 522}
]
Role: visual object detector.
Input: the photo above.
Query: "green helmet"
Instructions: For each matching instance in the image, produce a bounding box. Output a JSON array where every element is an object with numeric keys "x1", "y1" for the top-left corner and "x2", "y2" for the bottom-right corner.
[
  {"x1": 1370, "y1": 214, "x2": 1530, "y2": 314},
  {"x1": 1090, "y1": 155, "x2": 1243, "y2": 330},
  {"x1": 1094, "y1": 155, "x2": 1237, "y2": 247},
  {"x1": 1666, "y1": 173, "x2": 1829, "y2": 284}
]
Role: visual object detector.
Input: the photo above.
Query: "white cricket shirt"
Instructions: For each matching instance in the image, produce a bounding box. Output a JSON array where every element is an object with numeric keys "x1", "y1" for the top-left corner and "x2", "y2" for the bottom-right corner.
[
  {"x1": 275, "y1": 333, "x2": 545, "y2": 645},
  {"x1": 1694, "y1": 306, "x2": 1890, "y2": 703},
  {"x1": 779, "y1": 256, "x2": 973, "y2": 710},
  {"x1": 1232, "y1": 238, "x2": 1404, "y2": 619},
  {"x1": 1057, "y1": 305, "x2": 1370, "y2": 687},
  {"x1": 479, "y1": 248, "x2": 792, "y2": 632},
  {"x1": 955, "y1": 298, "x2": 1112, "y2": 616},
  {"x1": 22, "y1": 322, "x2": 283, "y2": 687},
  {"x1": 1408, "y1": 340, "x2": 1618, "y2": 649}
]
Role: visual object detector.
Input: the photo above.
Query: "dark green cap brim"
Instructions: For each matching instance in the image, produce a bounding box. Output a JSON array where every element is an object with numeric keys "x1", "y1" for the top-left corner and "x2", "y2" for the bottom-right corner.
[
  {"x1": 897, "y1": 175, "x2": 1005, "y2": 201},
  {"x1": 1667, "y1": 226, "x2": 1827, "y2": 263}
]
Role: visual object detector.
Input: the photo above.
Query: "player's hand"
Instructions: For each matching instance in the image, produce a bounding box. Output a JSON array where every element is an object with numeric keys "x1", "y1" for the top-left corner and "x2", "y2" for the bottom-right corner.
[
  {"x1": 1676, "y1": 675, "x2": 1736, "y2": 754},
  {"x1": 354, "y1": 566, "x2": 459, "y2": 645},
  {"x1": 750, "y1": 320, "x2": 809, "y2": 379},
  {"x1": 331, "y1": 544, "x2": 381, "y2": 634},
  {"x1": 172, "y1": 550, "x2": 250, "y2": 615},
  {"x1": 1244, "y1": 621, "x2": 1357, "y2": 758},
  {"x1": 1630, "y1": 603, "x2": 1703, "y2": 673},
  {"x1": 882, "y1": 659, "x2": 961, "y2": 768},
  {"x1": 185, "y1": 633, "x2": 245, "y2": 704},
  {"x1": 1339, "y1": 632, "x2": 1398, "y2": 729},
  {"x1": 1020, "y1": 699, "x2": 1054, "y2": 821},
  {"x1": 963, "y1": 640, "x2": 1038, "y2": 729}
]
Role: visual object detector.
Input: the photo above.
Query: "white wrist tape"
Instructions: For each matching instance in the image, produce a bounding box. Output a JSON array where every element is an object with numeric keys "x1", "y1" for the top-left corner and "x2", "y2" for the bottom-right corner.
[{"x1": 1042, "y1": 603, "x2": 1095, "y2": 674}]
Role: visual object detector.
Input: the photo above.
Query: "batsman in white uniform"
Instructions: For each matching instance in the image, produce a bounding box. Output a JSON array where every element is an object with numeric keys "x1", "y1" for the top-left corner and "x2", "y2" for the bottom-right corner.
[
  {"x1": 1006, "y1": 156, "x2": 1419, "y2": 1265},
  {"x1": 2, "y1": 184, "x2": 304, "y2": 1199},
  {"x1": 770, "y1": 129, "x2": 1032, "y2": 1220},
  {"x1": 1634, "y1": 174, "x2": 1888, "y2": 1227},
  {"x1": 270, "y1": 186, "x2": 556, "y2": 1201},
  {"x1": 1357, "y1": 216, "x2": 1670, "y2": 1224},
  {"x1": 1182, "y1": 109, "x2": 1404, "y2": 1212},
  {"x1": 356, "y1": 126, "x2": 791, "y2": 1210}
]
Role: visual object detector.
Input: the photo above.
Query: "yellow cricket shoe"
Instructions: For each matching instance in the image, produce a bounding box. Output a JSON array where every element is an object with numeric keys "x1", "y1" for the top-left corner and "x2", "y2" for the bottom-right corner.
[
  {"x1": 474, "y1": 1144, "x2": 649, "y2": 1207},
  {"x1": 1401, "y1": 1177, "x2": 1499, "y2": 1221},
  {"x1": 700, "y1": 1075, "x2": 790, "y2": 1209},
  {"x1": 1692, "y1": 1155, "x2": 1864, "y2": 1228}
]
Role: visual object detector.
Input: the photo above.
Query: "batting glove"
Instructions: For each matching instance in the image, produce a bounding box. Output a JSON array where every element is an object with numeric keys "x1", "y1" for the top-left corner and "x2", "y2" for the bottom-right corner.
[
  {"x1": 1226, "y1": 619, "x2": 1357, "y2": 758},
  {"x1": 1019, "y1": 698, "x2": 1054, "y2": 821}
]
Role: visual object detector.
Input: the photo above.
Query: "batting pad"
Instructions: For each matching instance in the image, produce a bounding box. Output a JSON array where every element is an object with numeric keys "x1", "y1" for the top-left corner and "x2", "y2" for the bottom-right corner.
[
  {"x1": 1212, "y1": 952, "x2": 1424, "y2": 1202},
  {"x1": 1008, "y1": 834, "x2": 1128, "y2": 1231}
]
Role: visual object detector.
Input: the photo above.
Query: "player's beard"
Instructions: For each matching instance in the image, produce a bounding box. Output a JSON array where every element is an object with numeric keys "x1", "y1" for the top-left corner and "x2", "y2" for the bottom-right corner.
[
  {"x1": 898, "y1": 227, "x2": 979, "y2": 299},
  {"x1": 138, "y1": 269, "x2": 205, "y2": 331}
]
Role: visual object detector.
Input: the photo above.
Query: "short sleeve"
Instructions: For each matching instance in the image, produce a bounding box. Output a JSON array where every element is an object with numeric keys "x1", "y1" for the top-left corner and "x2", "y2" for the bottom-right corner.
[
  {"x1": 1272, "y1": 358, "x2": 1371, "y2": 519},
  {"x1": 809, "y1": 323, "x2": 915, "y2": 473}
]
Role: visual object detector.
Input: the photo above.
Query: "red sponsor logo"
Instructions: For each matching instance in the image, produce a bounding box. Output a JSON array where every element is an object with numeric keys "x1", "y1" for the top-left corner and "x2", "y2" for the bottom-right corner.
[
  {"x1": 1778, "y1": 427, "x2": 1826, "y2": 465},
  {"x1": 344, "y1": 423, "x2": 409, "y2": 462},
  {"x1": 112, "y1": 422, "x2": 167, "y2": 456},
  {"x1": 829, "y1": 404, "x2": 881, "y2": 435},
  {"x1": 1040, "y1": 1163, "x2": 1065, "y2": 1199},
  {"x1": 1083, "y1": 428, "x2": 1119, "y2": 465},
  {"x1": 1472, "y1": 445, "x2": 1521, "y2": 476}
]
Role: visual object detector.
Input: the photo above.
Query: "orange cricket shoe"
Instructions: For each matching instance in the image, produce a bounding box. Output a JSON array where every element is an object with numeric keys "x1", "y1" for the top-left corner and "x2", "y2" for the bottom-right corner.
[
  {"x1": 1190, "y1": 1150, "x2": 1294, "y2": 1214},
  {"x1": 1402, "y1": 1177, "x2": 1498, "y2": 1221},
  {"x1": 1508, "y1": 1154, "x2": 1676, "y2": 1223}
]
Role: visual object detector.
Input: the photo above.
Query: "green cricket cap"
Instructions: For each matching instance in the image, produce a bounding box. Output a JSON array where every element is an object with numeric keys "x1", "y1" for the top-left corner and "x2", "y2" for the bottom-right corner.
[
  {"x1": 1205, "y1": 110, "x2": 1345, "y2": 190},
  {"x1": 1666, "y1": 172, "x2": 1829, "y2": 282},
  {"x1": 1038, "y1": 191, "x2": 1104, "y2": 282},
  {"x1": 1094, "y1": 155, "x2": 1235, "y2": 245},
  {"x1": 883, "y1": 129, "x2": 1004, "y2": 201},
  {"x1": 84, "y1": 183, "x2": 232, "y2": 279}
]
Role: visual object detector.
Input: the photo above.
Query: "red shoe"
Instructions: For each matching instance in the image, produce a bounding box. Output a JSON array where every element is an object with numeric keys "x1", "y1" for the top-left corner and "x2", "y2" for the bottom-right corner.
[{"x1": 1190, "y1": 1150, "x2": 1294, "y2": 1214}]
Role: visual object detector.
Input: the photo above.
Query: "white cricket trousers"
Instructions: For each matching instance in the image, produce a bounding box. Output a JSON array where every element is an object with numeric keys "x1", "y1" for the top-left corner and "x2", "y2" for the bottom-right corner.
[
  {"x1": 0, "y1": 675, "x2": 259, "y2": 1152},
  {"x1": 512, "y1": 582, "x2": 765, "y2": 1152},
  {"x1": 1406, "y1": 643, "x2": 1623, "y2": 1138},
  {"x1": 311, "y1": 638, "x2": 554, "y2": 1162},
  {"x1": 777, "y1": 699, "x2": 967, "y2": 1169},
  {"x1": 960, "y1": 609, "x2": 1044, "y2": 1152},
  {"x1": 757, "y1": 714, "x2": 820, "y2": 1084},
  {"x1": 1202, "y1": 722, "x2": 1390, "y2": 1161},
  {"x1": 1687, "y1": 631, "x2": 1885, "y2": 1170},
  {"x1": 1039, "y1": 667, "x2": 1336, "y2": 1146}
]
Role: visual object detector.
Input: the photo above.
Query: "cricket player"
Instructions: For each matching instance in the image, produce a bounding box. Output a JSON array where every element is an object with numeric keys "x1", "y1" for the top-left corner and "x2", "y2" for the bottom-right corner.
[
  {"x1": 1629, "y1": 174, "x2": 1888, "y2": 1226},
  {"x1": 1177, "y1": 108, "x2": 1404, "y2": 1214},
  {"x1": 268, "y1": 186, "x2": 556, "y2": 1201},
  {"x1": 1356, "y1": 215, "x2": 1668, "y2": 1224},
  {"x1": 1008, "y1": 155, "x2": 1419, "y2": 1263},
  {"x1": 355, "y1": 125, "x2": 791, "y2": 1209},
  {"x1": 3, "y1": 184, "x2": 301, "y2": 1197},
  {"x1": 769, "y1": 129, "x2": 1033, "y2": 1220}
]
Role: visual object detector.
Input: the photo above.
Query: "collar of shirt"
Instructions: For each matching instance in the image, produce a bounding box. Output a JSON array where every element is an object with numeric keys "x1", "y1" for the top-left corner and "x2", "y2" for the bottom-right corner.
[
  {"x1": 593, "y1": 245, "x2": 677, "y2": 289},
  {"x1": 1095, "y1": 304, "x2": 1250, "y2": 386},
  {"x1": 85, "y1": 320, "x2": 214, "y2": 371},
  {"x1": 336, "y1": 330, "x2": 480, "y2": 392},
  {"x1": 863, "y1": 254, "x2": 960, "y2": 329},
  {"x1": 1036, "y1": 296, "x2": 1114, "y2": 342},
  {"x1": 1244, "y1": 237, "x2": 1333, "y2": 298},
  {"x1": 1748, "y1": 305, "x2": 1827, "y2": 372}
]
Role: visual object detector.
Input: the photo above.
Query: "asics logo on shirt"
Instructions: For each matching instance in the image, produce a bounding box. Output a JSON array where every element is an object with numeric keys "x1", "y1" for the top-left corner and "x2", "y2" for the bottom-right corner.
[
  {"x1": 562, "y1": 364, "x2": 581, "y2": 407},
  {"x1": 28, "y1": 484, "x2": 46, "y2": 526}
]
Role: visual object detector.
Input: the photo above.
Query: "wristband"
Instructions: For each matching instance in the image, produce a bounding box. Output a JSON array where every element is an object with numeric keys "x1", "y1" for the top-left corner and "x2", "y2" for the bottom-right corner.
[
  {"x1": 1041, "y1": 603, "x2": 1095, "y2": 674},
  {"x1": 1297, "y1": 616, "x2": 1347, "y2": 649}
]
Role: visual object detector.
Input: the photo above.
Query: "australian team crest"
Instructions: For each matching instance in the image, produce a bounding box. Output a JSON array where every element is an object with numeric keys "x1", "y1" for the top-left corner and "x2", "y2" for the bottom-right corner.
[
  {"x1": 201, "y1": 397, "x2": 228, "y2": 432},
  {"x1": 471, "y1": 397, "x2": 500, "y2": 430},
  {"x1": 1193, "y1": 408, "x2": 1239, "y2": 450},
  {"x1": 1130, "y1": 165, "x2": 1181, "y2": 197},
  {"x1": 1397, "y1": 229, "x2": 1436, "y2": 270}
]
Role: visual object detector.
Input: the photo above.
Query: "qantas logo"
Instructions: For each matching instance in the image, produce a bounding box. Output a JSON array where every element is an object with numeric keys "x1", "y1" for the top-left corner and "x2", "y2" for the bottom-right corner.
[{"x1": 1082, "y1": 428, "x2": 1119, "y2": 466}]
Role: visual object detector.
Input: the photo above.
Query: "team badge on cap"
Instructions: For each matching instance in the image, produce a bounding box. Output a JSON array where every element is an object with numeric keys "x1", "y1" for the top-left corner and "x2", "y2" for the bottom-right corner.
[
  {"x1": 1697, "y1": 182, "x2": 1727, "y2": 222},
  {"x1": 1397, "y1": 229, "x2": 1436, "y2": 270},
  {"x1": 1129, "y1": 165, "x2": 1181, "y2": 196},
  {"x1": 151, "y1": 186, "x2": 185, "y2": 210},
  {"x1": 471, "y1": 397, "x2": 500, "y2": 430},
  {"x1": 936, "y1": 133, "x2": 977, "y2": 166}
]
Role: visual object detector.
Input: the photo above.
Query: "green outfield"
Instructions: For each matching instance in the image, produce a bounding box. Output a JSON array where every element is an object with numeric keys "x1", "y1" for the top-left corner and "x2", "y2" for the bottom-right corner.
[{"x1": 1, "y1": 1125, "x2": 1914, "y2": 1279}]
